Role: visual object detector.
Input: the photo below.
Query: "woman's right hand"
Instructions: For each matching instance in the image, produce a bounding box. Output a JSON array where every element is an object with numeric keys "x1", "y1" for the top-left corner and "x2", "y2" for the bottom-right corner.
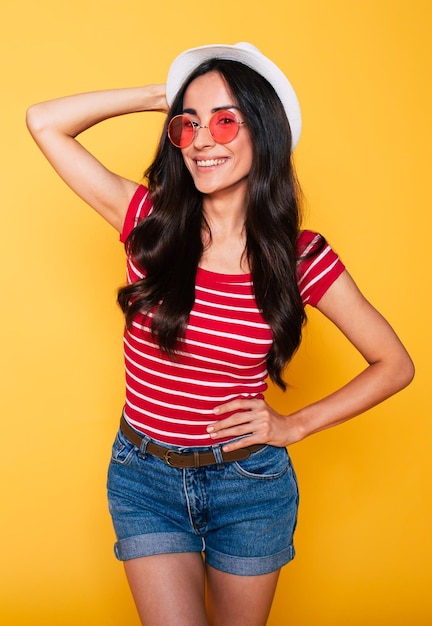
[{"x1": 26, "y1": 85, "x2": 168, "y2": 231}]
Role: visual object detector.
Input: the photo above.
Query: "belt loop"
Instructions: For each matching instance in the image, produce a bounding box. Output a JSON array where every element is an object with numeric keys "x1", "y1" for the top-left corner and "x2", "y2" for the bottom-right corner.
[
  {"x1": 212, "y1": 445, "x2": 225, "y2": 468},
  {"x1": 139, "y1": 434, "x2": 150, "y2": 458}
]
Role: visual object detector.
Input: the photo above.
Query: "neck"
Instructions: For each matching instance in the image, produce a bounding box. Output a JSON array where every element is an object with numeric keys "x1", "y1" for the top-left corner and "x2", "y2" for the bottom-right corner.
[
  {"x1": 200, "y1": 193, "x2": 249, "y2": 274},
  {"x1": 202, "y1": 189, "x2": 247, "y2": 235}
]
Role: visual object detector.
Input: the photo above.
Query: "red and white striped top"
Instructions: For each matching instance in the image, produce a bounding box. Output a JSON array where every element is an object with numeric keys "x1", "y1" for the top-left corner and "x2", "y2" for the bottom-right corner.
[{"x1": 119, "y1": 185, "x2": 345, "y2": 446}]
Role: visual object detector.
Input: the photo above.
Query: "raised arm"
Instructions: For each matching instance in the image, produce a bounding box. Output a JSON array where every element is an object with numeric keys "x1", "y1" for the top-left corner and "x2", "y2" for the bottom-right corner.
[{"x1": 26, "y1": 85, "x2": 168, "y2": 231}]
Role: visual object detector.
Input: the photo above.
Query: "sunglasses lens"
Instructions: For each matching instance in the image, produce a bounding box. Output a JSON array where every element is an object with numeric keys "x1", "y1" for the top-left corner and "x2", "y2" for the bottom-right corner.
[
  {"x1": 168, "y1": 116, "x2": 195, "y2": 147},
  {"x1": 168, "y1": 110, "x2": 242, "y2": 147},
  {"x1": 209, "y1": 110, "x2": 240, "y2": 144}
]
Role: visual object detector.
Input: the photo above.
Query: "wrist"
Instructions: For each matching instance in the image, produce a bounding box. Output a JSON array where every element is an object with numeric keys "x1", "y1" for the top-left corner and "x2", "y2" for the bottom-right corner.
[
  {"x1": 283, "y1": 409, "x2": 311, "y2": 445},
  {"x1": 138, "y1": 84, "x2": 168, "y2": 113}
]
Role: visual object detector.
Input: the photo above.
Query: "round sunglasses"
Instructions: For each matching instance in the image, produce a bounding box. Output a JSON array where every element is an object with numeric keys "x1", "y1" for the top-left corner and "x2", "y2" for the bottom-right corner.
[{"x1": 167, "y1": 109, "x2": 246, "y2": 148}]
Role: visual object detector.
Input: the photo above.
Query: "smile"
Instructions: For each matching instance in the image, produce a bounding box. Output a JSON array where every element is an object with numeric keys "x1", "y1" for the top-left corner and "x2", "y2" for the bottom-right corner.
[{"x1": 196, "y1": 159, "x2": 227, "y2": 167}]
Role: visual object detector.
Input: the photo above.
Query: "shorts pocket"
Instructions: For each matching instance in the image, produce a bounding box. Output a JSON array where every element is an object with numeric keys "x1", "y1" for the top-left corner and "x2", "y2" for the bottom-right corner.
[
  {"x1": 110, "y1": 427, "x2": 137, "y2": 466},
  {"x1": 232, "y1": 445, "x2": 290, "y2": 480}
]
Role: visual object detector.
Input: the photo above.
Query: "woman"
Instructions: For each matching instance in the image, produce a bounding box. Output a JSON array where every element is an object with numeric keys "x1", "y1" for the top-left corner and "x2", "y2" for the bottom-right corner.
[{"x1": 26, "y1": 42, "x2": 414, "y2": 626}]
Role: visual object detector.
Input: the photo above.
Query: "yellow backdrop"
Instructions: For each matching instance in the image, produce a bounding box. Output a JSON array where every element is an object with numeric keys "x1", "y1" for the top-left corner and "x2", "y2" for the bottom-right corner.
[{"x1": 1, "y1": 0, "x2": 431, "y2": 624}]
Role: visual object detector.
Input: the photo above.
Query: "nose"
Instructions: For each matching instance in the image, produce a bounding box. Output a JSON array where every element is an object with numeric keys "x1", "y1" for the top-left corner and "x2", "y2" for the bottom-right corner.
[{"x1": 193, "y1": 124, "x2": 215, "y2": 148}]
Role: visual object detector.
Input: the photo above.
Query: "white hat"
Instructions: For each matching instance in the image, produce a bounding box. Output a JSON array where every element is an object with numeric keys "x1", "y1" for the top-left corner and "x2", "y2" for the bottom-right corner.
[{"x1": 166, "y1": 42, "x2": 302, "y2": 149}]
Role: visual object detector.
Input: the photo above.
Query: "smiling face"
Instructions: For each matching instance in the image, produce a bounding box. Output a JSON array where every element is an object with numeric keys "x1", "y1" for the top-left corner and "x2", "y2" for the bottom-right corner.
[{"x1": 179, "y1": 71, "x2": 253, "y2": 201}]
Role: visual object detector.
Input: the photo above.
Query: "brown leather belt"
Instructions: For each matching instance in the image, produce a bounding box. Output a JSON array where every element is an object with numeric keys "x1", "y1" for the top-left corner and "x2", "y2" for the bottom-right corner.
[{"x1": 120, "y1": 415, "x2": 264, "y2": 469}]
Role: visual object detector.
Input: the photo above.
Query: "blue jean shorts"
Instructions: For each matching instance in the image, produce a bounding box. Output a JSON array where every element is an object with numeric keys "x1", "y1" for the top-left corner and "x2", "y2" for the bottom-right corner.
[{"x1": 107, "y1": 427, "x2": 299, "y2": 576}]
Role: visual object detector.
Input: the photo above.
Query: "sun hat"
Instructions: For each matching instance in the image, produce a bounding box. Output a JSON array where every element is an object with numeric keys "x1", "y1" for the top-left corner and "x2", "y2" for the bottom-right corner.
[{"x1": 166, "y1": 42, "x2": 302, "y2": 150}]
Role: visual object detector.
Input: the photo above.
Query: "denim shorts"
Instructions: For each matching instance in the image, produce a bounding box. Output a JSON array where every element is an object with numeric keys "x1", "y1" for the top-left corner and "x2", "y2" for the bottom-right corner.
[{"x1": 107, "y1": 427, "x2": 299, "y2": 576}]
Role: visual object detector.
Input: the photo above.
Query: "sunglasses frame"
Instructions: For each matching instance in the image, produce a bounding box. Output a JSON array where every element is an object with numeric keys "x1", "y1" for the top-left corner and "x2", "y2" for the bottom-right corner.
[{"x1": 167, "y1": 109, "x2": 246, "y2": 148}]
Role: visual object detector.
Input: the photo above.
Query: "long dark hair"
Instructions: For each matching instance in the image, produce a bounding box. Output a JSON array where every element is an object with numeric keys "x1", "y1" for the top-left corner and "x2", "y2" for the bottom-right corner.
[{"x1": 118, "y1": 59, "x2": 305, "y2": 390}]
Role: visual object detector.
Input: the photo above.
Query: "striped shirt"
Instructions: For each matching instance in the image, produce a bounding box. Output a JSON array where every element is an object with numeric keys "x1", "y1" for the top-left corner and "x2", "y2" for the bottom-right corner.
[{"x1": 119, "y1": 185, "x2": 345, "y2": 446}]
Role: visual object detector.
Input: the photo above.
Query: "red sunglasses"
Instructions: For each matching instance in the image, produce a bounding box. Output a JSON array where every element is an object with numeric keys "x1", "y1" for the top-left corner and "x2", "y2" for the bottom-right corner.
[{"x1": 167, "y1": 109, "x2": 246, "y2": 148}]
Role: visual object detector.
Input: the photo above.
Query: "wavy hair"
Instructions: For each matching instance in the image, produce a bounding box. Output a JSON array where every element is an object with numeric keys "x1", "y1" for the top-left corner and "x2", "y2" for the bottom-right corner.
[{"x1": 118, "y1": 59, "x2": 306, "y2": 390}]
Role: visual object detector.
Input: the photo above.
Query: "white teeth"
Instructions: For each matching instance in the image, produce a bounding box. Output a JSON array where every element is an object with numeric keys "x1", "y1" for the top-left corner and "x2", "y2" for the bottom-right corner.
[{"x1": 196, "y1": 159, "x2": 226, "y2": 167}]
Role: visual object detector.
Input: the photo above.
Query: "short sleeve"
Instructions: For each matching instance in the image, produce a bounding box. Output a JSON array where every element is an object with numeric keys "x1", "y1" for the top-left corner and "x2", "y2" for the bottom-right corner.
[
  {"x1": 296, "y1": 230, "x2": 345, "y2": 307},
  {"x1": 120, "y1": 185, "x2": 153, "y2": 243}
]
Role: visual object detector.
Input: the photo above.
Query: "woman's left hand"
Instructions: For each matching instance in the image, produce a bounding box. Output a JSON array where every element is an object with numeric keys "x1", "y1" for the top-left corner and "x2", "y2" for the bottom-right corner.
[{"x1": 207, "y1": 399, "x2": 300, "y2": 452}]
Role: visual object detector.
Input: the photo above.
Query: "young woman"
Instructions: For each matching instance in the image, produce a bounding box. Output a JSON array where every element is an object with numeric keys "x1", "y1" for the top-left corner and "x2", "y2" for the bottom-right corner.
[{"x1": 26, "y1": 42, "x2": 414, "y2": 626}]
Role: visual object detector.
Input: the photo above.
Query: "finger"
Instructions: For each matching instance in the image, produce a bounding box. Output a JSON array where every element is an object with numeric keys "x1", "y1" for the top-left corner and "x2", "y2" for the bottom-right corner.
[
  {"x1": 207, "y1": 410, "x2": 257, "y2": 434},
  {"x1": 213, "y1": 398, "x2": 262, "y2": 416},
  {"x1": 221, "y1": 433, "x2": 262, "y2": 453},
  {"x1": 208, "y1": 422, "x2": 255, "y2": 441}
]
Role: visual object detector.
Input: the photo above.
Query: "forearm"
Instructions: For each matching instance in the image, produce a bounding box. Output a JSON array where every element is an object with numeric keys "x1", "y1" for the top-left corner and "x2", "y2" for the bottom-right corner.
[
  {"x1": 288, "y1": 356, "x2": 414, "y2": 443},
  {"x1": 26, "y1": 84, "x2": 167, "y2": 139},
  {"x1": 25, "y1": 84, "x2": 167, "y2": 228},
  {"x1": 208, "y1": 348, "x2": 413, "y2": 453}
]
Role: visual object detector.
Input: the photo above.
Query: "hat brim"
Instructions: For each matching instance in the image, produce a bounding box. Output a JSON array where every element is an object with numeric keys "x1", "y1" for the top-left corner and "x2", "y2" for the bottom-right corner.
[{"x1": 166, "y1": 42, "x2": 302, "y2": 150}]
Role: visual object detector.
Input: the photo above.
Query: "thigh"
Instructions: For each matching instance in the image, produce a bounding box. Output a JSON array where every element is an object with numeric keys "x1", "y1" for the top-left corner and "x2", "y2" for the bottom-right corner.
[
  {"x1": 206, "y1": 564, "x2": 280, "y2": 626},
  {"x1": 125, "y1": 552, "x2": 209, "y2": 626}
]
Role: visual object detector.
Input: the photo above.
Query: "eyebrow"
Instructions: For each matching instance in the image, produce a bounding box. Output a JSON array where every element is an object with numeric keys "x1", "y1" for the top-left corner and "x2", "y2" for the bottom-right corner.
[{"x1": 182, "y1": 105, "x2": 241, "y2": 115}]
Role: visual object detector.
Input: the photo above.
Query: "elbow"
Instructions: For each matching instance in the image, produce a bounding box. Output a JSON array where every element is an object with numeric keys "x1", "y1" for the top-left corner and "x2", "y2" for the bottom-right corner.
[
  {"x1": 393, "y1": 351, "x2": 415, "y2": 392},
  {"x1": 371, "y1": 348, "x2": 415, "y2": 398},
  {"x1": 26, "y1": 103, "x2": 48, "y2": 138},
  {"x1": 403, "y1": 356, "x2": 415, "y2": 387}
]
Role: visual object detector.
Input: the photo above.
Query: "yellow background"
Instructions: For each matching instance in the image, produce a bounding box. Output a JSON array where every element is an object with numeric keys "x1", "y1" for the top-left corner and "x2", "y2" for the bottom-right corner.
[{"x1": 1, "y1": 0, "x2": 431, "y2": 624}]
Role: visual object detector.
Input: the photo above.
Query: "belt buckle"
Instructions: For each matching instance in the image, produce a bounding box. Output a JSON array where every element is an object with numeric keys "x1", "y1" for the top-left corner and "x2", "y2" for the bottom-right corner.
[{"x1": 164, "y1": 449, "x2": 179, "y2": 467}]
